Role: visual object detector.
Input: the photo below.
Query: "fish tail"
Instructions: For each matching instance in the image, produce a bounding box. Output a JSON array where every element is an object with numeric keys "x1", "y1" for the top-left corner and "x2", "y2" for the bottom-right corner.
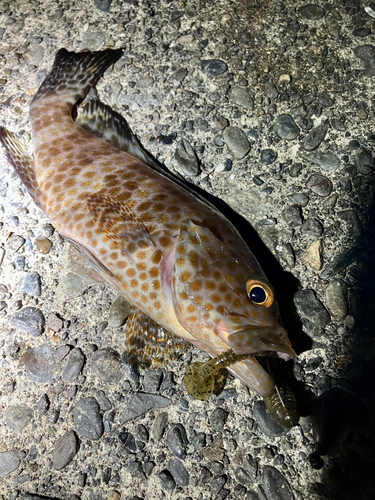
[{"x1": 31, "y1": 47, "x2": 124, "y2": 107}]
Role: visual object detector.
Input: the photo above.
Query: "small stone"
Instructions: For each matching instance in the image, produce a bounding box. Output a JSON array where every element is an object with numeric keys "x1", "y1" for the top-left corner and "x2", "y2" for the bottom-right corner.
[
  {"x1": 253, "y1": 401, "x2": 288, "y2": 437},
  {"x1": 337, "y1": 210, "x2": 362, "y2": 238},
  {"x1": 122, "y1": 393, "x2": 171, "y2": 423},
  {"x1": 152, "y1": 412, "x2": 169, "y2": 441},
  {"x1": 325, "y1": 280, "x2": 347, "y2": 319},
  {"x1": 276, "y1": 114, "x2": 300, "y2": 140},
  {"x1": 201, "y1": 435, "x2": 225, "y2": 461},
  {"x1": 46, "y1": 313, "x2": 63, "y2": 332},
  {"x1": 24, "y1": 45, "x2": 45, "y2": 65},
  {"x1": 20, "y1": 272, "x2": 42, "y2": 296},
  {"x1": 35, "y1": 236, "x2": 52, "y2": 254},
  {"x1": 6, "y1": 235, "x2": 25, "y2": 252},
  {"x1": 74, "y1": 397, "x2": 103, "y2": 440},
  {"x1": 54, "y1": 345, "x2": 70, "y2": 363},
  {"x1": 10, "y1": 307, "x2": 45, "y2": 337},
  {"x1": 4, "y1": 404, "x2": 33, "y2": 434},
  {"x1": 210, "y1": 475, "x2": 227, "y2": 495},
  {"x1": 93, "y1": 0, "x2": 113, "y2": 12},
  {"x1": 90, "y1": 348, "x2": 124, "y2": 384},
  {"x1": 209, "y1": 408, "x2": 228, "y2": 431},
  {"x1": 282, "y1": 205, "x2": 302, "y2": 227},
  {"x1": 201, "y1": 59, "x2": 228, "y2": 76},
  {"x1": 301, "y1": 219, "x2": 324, "y2": 238},
  {"x1": 301, "y1": 240, "x2": 323, "y2": 270},
  {"x1": 303, "y1": 122, "x2": 328, "y2": 151},
  {"x1": 108, "y1": 491, "x2": 121, "y2": 500},
  {"x1": 294, "y1": 289, "x2": 330, "y2": 328},
  {"x1": 166, "y1": 424, "x2": 188, "y2": 459},
  {"x1": 262, "y1": 465, "x2": 294, "y2": 500},
  {"x1": 175, "y1": 139, "x2": 200, "y2": 176},
  {"x1": 168, "y1": 458, "x2": 190, "y2": 486},
  {"x1": 222, "y1": 126, "x2": 250, "y2": 159},
  {"x1": 228, "y1": 87, "x2": 254, "y2": 110},
  {"x1": 118, "y1": 431, "x2": 137, "y2": 452},
  {"x1": 354, "y1": 147, "x2": 375, "y2": 174},
  {"x1": 299, "y1": 4, "x2": 325, "y2": 20},
  {"x1": 354, "y1": 45, "x2": 375, "y2": 76},
  {"x1": 159, "y1": 470, "x2": 176, "y2": 491},
  {"x1": 260, "y1": 149, "x2": 277, "y2": 165},
  {"x1": 143, "y1": 369, "x2": 163, "y2": 393},
  {"x1": 309, "y1": 151, "x2": 340, "y2": 172},
  {"x1": 37, "y1": 394, "x2": 49, "y2": 416},
  {"x1": 108, "y1": 296, "x2": 131, "y2": 327},
  {"x1": 318, "y1": 91, "x2": 334, "y2": 107},
  {"x1": 0, "y1": 451, "x2": 25, "y2": 478},
  {"x1": 62, "y1": 348, "x2": 85, "y2": 382},
  {"x1": 276, "y1": 243, "x2": 295, "y2": 268},
  {"x1": 306, "y1": 174, "x2": 332, "y2": 197},
  {"x1": 288, "y1": 193, "x2": 309, "y2": 207},
  {"x1": 331, "y1": 118, "x2": 346, "y2": 131},
  {"x1": 168, "y1": 68, "x2": 188, "y2": 86},
  {"x1": 22, "y1": 344, "x2": 56, "y2": 383},
  {"x1": 53, "y1": 430, "x2": 78, "y2": 470}
]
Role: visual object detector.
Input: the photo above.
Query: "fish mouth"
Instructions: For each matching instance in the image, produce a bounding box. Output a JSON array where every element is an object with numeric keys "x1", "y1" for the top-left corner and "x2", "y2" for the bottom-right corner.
[{"x1": 217, "y1": 319, "x2": 295, "y2": 360}]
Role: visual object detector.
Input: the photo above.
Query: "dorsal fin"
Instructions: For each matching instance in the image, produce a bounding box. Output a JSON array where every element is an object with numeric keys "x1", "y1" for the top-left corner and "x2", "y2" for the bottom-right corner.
[
  {"x1": 76, "y1": 97, "x2": 164, "y2": 171},
  {"x1": 0, "y1": 127, "x2": 42, "y2": 208}
]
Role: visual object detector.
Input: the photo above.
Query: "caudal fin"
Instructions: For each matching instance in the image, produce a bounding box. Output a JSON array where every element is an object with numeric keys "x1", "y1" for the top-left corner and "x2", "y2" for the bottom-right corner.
[{"x1": 31, "y1": 48, "x2": 124, "y2": 107}]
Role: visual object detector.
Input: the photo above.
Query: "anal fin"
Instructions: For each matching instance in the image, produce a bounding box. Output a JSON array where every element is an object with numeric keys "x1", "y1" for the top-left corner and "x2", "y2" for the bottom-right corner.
[
  {"x1": 0, "y1": 128, "x2": 42, "y2": 208},
  {"x1": 124, "y1": 306, "x2": 189, "y2": 373}
]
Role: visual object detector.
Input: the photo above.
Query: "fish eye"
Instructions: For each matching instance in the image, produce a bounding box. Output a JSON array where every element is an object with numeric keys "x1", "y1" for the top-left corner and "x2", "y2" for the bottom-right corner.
[{"x1": 246, "y1": 279, "x2": 274, "y2": 307}]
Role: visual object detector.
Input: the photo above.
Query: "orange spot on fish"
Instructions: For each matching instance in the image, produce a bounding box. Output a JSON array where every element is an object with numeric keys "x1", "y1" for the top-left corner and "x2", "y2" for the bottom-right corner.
[
  {"x1": 149, "y1": 267, "x2": 159, "y2": 278},
  {"x1": 126, "y1": 268, "x2": 136, "y2": 277}
]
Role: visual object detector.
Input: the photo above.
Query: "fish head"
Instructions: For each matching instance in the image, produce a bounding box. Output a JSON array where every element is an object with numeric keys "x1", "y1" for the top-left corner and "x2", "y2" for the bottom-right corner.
[{"x1": 172, "y1": 221, "x2": 295, "y2": 360}]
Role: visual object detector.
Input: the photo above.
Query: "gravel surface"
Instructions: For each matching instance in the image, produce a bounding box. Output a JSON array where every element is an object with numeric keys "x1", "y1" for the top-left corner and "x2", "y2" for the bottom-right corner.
[{"x1": 1, "y1": 1, "x2": 375, "y2": 499}]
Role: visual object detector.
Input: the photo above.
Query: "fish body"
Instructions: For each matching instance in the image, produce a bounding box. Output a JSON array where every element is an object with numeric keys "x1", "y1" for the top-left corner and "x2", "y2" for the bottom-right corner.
[{"x1": 0, "y1": 48, "x2": 295, "y2": 399}]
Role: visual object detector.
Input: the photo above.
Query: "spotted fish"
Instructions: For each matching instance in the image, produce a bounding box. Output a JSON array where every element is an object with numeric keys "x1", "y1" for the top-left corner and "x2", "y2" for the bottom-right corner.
[{"x1": 0, "y1": 48, "x2": 296, "y2": 403}]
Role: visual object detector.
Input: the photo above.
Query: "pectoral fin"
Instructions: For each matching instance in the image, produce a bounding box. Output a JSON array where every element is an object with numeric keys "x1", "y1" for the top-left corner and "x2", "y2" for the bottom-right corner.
[
  {"x1": 86, "y1": 190, "x2": 155, "y2": 261},
  {"x1": 124, "y1": 306, "x2": 189, "y2": 374}
]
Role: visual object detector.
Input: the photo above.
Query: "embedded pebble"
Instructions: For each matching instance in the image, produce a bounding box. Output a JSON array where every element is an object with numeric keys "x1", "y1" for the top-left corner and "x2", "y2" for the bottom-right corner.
[
  {"x1": 262, "y1": 465, "x2": 294, "y2": 500},
  {"x1": 122, "y1": 393, "x2": 171, "y2": 423},
  {"x1": 337, "y1": 210, "x2": 362, "y2": 238},
  {"x1": 90, "y1": 348, "x2": 124, "y2": 384},
  {"x1": 222, "y1": 126, "x2": 250, "y2": 159},
  {"x1": 35, "y1": 236, "x2": 52, "y2": 254},
  {"x1": 94, "y1": 0, "x2": 113, "y2": 12},
  {"x1": 168, "y1": 68, "x2": 188, "y2": 86},
  {"x1": 22, "y1": 344, "x2": 56, "y2": 383},
  {"x1": 168, "y1": 458, "x2": 190, "y2": 486},
  {"x1": 228, "y1": 86, "x2": 254, "y2": 110},
  {"x1": 318, "y1": 91, "x2": 334, "y2": 107},
  {"x1": 159, "y1": 470, "x2": 176, "y2": 491},
  {"x1": 201, "y1": 435, "x2": 225, "y2": 461},
  {"x1": 354, "y1": 147, "x2": 375, "y2": 174},
  {"x1": 210, "y1": 475, "x2": 227, "y2": 495},
  {"x1": 260, "y1": 149, "x2": 277, "y2": 165},
  {"x1": 354, "y1": 45, "x2": 375, "y2": 76},
  {"x1": 62, "y1": 348, "x2": 85, "y2": 382},
  {"x1": 293, "y1": 289, "x2": 330, "y2": 328},
  {"x1": 53, "y1": 430, "x2": 78, "y2": 470},
  {"x1": 0, "y1": 451, "x2": 25, "y2": 478},
  {"x1": 302, "y1": 240, "x2": 322, "y2": 270},
  {"x1": 143, "y1": 369, "x2": 163, "y2": 393},
  {"x1": 37, "y1": 394, "x2": 49, "y2": 416},
  {"x1": 174, "y1": 139, "x2": 199, "y2": 176},
  {"x1": 20, "y1": 272, "x2": 42, "y2": 296},
  {"x1": 308, "y1": 151, "x2": 340, "y2": 172},
  {"x1": 201, "y1": 59, "x2": 228, "y2": 76},
  {"x1": 166, "y1": 424, "x2": 188, "y2": 459},
  {"x1": 306, "y1": 174, "x2": 332, "y2": 197},
  {"x1": 303, "y1": 122, "x2": 328, "y2": 151},
  {"x1": 209, "y1": 408, "x2": 228, "y2": 431},
  {"x1": 108, "y1": 296, "x2": 131, "y2": 328},
  {"x1": 301, "y1": 218, "x2": 324, "y2": 238},
  {"x1": 10, "y1": 306, "x2": 45, "y2": 337},
  {"x1": 299, "y1": 4, "x2": 325, "y2": 20},
  {"x1": 118, "y1": 431, "x2": 137, "y2": 452},
  {"x1": 325, "y1": 280, "x2": 348, "y2": 319},
  {"x1": 253, "y1": 401, "x2": 287, "y2": 437},
  {"x1": 6, "y1": 235, "x2": 25, "y2": 252},
  {"x1": 96, "y1": 390, "x2": 112, "y2": 411},
  {"x1": 282, "y1": 205, "x2": 302, "y2": 226},
  {"x1": 152, "y1": 412, "x2": 169, "y2": 441},
  {"x1": 276, "y1": 243, "x2": 295, "y2": 268},
  {"x1": 288, "y1": 193, "x2": 309, "y2": 207},
  {"x1": 276, "y1": 114, "x2": 300, "y2": 140},
  {"x1": 24, "y1": 45, "x2": 45, "y2": 65},
  {"x1": 74, "y1": 397, "x2": 103, "y2": 440},
  {"x1": 4, "y1": 404, "x2": 33, "y2": 434}
]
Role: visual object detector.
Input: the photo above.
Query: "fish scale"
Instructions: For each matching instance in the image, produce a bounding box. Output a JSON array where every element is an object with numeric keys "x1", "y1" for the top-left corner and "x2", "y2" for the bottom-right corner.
[{"x1": 0, "y1": 47, "x2": 296, "y2": 399}]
